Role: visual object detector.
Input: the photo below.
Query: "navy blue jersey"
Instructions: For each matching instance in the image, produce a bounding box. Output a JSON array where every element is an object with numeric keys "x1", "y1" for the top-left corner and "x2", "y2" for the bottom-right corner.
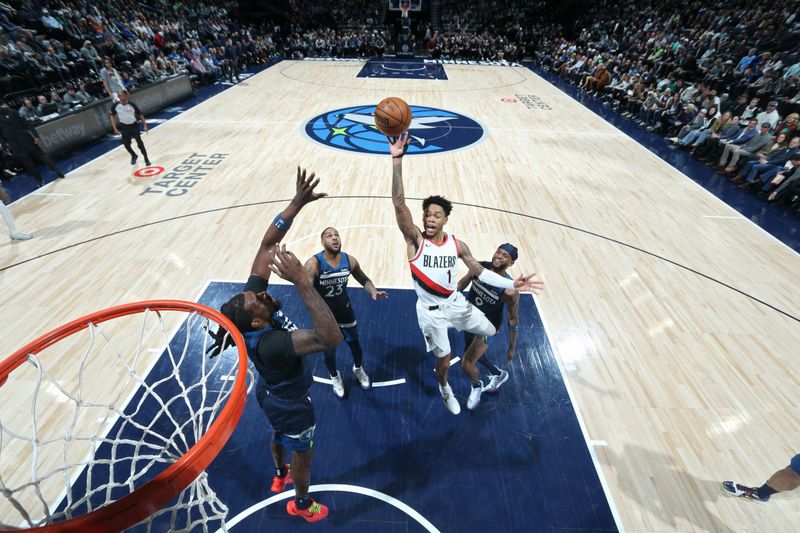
[
  {"x1": 313, "y1": 251, "x2": 356, "y2": 326},
  {"x1": 244, "y1": 326, "x2": 312, "y2": 401},
  {"x1": 466, "y1": 261, "x2": 510, "y2": 330}
]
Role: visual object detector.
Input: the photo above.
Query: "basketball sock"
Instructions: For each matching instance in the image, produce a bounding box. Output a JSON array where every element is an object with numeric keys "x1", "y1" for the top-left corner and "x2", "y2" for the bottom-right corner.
[
  {"x1": 0, "y1": 203, "x2": 17, "y2": 233},
  {"x1": 295, "y1": 495, "x2": 312, "y2": 510},
  {"x1": 477, "y1": 356, "x2": 502, "y2": 376},
  {"x1": 756, "y1": 483, "x2": 777, "y2": 500},
  {"x1": 276, "y1": 465, "x2": 288, "y2": 478},
  {"x1": 347, "y1": 339, "x2": 363, "y2": 368}
]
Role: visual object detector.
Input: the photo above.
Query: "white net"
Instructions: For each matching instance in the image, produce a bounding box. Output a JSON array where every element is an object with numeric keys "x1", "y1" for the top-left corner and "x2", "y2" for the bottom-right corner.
[{"x1": 0, "y1": 305, "x2": 250, "y2": 532}]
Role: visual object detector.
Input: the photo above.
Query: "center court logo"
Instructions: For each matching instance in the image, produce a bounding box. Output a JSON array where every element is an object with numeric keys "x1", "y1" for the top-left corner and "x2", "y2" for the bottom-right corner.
[{"x1": 303, "y1": 104, "x2": 485, "y2": 155}]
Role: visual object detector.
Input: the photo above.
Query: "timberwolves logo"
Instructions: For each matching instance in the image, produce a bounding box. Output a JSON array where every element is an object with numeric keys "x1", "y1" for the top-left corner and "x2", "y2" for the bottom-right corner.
[{"x1": 303, "y1": 104, "x2": 485, "y2": 156}]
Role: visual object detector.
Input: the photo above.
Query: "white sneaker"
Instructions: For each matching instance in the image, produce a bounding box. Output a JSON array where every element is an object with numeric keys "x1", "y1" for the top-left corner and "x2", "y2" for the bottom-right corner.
[
  {"x1": 483, "y1": 370, "x2": 509, "y2": 394},
  {"x1": 467, "y1": 382, "x2": 483, "y2": 410},
  {"x1": 352, "y1": 365, "x2": 371, "y2": 390},
  {"x1": 440, "y1": 384, "x2": 461, "y2": 415},
  {"x1": 331, "y1": 371, "x2": 345, "y2": 398},
  {"x1": 10, "y1": 231, "x2": 32, "y2": 241}
]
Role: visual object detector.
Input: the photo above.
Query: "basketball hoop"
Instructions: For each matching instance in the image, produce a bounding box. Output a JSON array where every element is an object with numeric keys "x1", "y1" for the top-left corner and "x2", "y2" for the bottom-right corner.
[
  {"x1": 400, "y1": 0, "x2": 410, "y2": 18},
  {"x1": 0, "y1": 300, "x2": 249, "y2": 532}
]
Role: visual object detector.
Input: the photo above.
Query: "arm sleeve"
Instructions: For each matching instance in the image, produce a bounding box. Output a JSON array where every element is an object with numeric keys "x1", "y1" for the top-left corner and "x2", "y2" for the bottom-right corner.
[
  {"x1": 478, "y1": 269, "x2": 515, "y2": 290},
  {"x1": 255, "y1": 329, "x2": 295, "y2": 370},
  {"x1": 131, "y1": 103, "x2": 142, "y2": 116},
  {"x1": 109, "y1": 103, "x2": 118, "y2": 116},
  {"x1": 244, "y1": 274, "x2": 268, "y2": 293}
]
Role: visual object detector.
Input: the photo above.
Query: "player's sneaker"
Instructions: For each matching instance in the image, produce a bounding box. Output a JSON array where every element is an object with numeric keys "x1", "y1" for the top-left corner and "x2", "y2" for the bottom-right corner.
[
  {"x1": 131, "y1": 155, "x2": 138, "y2": 165},
  {"x1": 721, "y1": 481, "x2": 768, "y2": 503},
  {"x1": 467, "y1": 382, "x2": 483, "y2": 410},
  {"x1": 331, "y1": 371, "x2": 345, "y2": 398},
  {"x1": 439, "y1": 383, "x2": 461, "y2": 415},
  {"x1": 286, "y1": 499, "x2": 329, "y2": 522},
  {"x1": 270, "y1": 466, "x2": 292, "y2": 492},
  {"x1": 9, "y1": 232, "x2": 33, "y2": 241},
  {"x1": 352, "y1": 365, "x2": 371, "y2": 390},
  {"x1": 483, "y1": 370, "x2": 509, "y2": 394}
]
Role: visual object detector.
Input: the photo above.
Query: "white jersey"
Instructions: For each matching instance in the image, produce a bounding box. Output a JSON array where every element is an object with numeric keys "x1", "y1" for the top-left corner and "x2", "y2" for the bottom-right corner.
[{"x1": 409, "y1": 232, "x2": 460, "y2": 305}]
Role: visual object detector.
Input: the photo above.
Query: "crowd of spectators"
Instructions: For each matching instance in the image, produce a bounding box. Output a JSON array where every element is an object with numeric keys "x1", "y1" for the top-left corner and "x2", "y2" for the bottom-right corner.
[
  {"x1": 533, "y1": 0, "x2": 800, "y2": 211},
  {"x1": 0, "y1": 0, "x2": 278, "y2": 124}
]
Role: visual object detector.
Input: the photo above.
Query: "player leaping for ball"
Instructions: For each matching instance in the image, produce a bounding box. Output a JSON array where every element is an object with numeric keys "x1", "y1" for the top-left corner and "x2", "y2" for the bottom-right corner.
[{"x1": 388, "y1": 132, "x2": 541, "y2": 414}]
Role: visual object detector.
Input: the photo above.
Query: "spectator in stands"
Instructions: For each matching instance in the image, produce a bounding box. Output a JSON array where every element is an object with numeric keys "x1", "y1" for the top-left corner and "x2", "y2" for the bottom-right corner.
[
  {"x1": 756, "y1": 101, "x2": 781, "y2": 130},
  {"x1": 718, "y1": 122, "x2": 773, "y2": 173},
  {"x1": 80, "y1": 40, "x2": 102, "y2": 72},
  {"x1": 766, "y1": 154, "x2": 800, "y2": 206},
  {"x1": 36, "y1": 95, "x2": 58, "y2": 117},
  {"x1": 49, "y1": 91, "x2": 70, "y2": 115},
  {"x1": 17, "y1": 98, "x2": 39, "y2": 121},
  {"x1": 734, "y1": 136, "x2": 800, "y2": 190}
]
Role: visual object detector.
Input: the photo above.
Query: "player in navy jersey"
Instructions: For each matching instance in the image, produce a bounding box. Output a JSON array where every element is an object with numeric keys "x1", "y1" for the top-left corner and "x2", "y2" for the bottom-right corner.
[
  {"x1": 458, "y1": 244, "x2": 532, "y2": 397},
  {"x1": 388, "y1": 132, "x2": 543, "y2": 413},
  {"x1": 304, "y1": 227, "x2": 388, "y2": 397},
  {"x1": 207, "y1": 167, "x2": 341, "y2": 523}
]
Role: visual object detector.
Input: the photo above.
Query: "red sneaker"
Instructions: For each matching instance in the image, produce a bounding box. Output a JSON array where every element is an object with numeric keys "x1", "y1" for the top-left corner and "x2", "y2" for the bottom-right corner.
[
  {"x1": 286, "y1": 499, "x2": 329, "y2": 522},
  {"x1": 270, "y1": 466, "x2": 292, "y2": 493}
]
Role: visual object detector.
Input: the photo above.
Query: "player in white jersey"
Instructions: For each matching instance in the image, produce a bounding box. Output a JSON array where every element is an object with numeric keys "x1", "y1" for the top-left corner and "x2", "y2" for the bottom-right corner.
[{"x1": 388, "y1": 132, "x2": 542, "y2": 414}]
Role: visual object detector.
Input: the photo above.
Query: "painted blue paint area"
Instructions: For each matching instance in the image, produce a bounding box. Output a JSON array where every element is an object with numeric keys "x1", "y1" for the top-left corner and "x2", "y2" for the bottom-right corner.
[
  {"x1": 357, "y1": 60, "x2": 448, "y2": 80},
  {"x1": 3, "y1": 60, "x2": 283, "y2": 202},
  {"x1": 304, "y1": 104, "x2": 484, "y2": 156},
  {"x1": 59, "y1": 281, "x2": 615, "y2": 532},
  {"x1": 525, "y1": 63, "x2": 800, "y2": 253}
]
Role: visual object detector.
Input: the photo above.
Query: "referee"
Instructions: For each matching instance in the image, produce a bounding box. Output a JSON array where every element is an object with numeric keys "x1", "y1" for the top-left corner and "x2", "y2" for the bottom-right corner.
[{"x1": 109, "y1": 90, "x2": 151, "y2": 166}]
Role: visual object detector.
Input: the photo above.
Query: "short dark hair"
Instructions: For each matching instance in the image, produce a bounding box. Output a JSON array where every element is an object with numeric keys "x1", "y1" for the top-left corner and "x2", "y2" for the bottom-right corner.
[
  {"x1": 422, "y1": 195, "x2": 452, "y2": 217},
  {"x1": 320, "y1": 226, "x2": 336, "y2": 238},
  {"x1": 206, "y1": 293, "x2": 253, "y2": 357},
  {"x1": 220, "y1": 293, "x2": 255, "y2": 333}
]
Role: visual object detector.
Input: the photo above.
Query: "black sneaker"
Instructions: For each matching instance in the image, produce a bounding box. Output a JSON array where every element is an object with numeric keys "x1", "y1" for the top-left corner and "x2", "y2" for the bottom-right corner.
[
  {"x1": 131, "y1": 155, "x2": 138, "y2": 166},
  {"x1": 144, "y1": 159, "x2": 152, "y2": 166},
  {"x1": 721, "y1": 481, "x2": 768, "y2": 503}
]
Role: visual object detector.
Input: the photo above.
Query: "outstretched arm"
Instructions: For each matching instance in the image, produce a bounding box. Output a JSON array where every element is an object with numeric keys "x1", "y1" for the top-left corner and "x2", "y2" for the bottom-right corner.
[
  {"x1": 350, "y1": 255, "x2": 388, "y2": 300},
  {"x1": 457, "y1": 239, "x2": 544, "y2": 293},
  {"x1": 388, "y1": 133, "x2": 421, "y2": 249},
  {"x1": 249, "y1": 166, "x2": 327, "y2": 279},
  {"x1": 269, "y1": 245, "x2": 342, "y2": 356}
]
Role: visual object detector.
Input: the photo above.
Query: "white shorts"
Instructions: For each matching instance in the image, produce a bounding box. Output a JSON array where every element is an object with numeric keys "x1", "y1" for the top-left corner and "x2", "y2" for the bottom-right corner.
[{"x1": 415, "y1": 292, "x2": 496, "y2": 358}]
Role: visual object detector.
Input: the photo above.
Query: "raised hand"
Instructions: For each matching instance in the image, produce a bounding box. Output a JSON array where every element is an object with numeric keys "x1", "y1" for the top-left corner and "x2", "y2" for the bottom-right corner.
[
  {"x1": 268, "y1": 244, "x2": 309, "y2": 286},
  {"x1": 294, "y1": 166, "x2": 328, "y2": 206},
  {"x1": 513, "y1": 273, "x2": 545, "y2": 294},
  {"x1": 387, "y1": 131, "x2": 410, "y2": 158}
]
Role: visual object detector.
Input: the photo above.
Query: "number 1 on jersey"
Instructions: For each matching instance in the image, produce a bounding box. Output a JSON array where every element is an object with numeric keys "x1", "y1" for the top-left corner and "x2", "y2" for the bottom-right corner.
[{"x1": 447, "y1": 269, "x2": 451, "y2": 284}]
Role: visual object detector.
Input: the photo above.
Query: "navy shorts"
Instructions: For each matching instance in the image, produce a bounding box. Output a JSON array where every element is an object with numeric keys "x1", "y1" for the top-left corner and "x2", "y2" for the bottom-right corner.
[
  {"x1": 255, "y1": 378, "x2": 315, "y2": 451},
  {"x1": 791, "y1": 453, "x2": 800, "y2": 476},
  {"x1": 464, "y1": 330, "x2": 494, "y2": 350}
]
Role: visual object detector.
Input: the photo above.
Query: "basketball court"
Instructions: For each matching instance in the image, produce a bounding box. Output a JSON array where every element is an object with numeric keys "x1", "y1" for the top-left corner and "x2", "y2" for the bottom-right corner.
[{"x1": 1, "y1": 58, "x2": 799, "y2": 532}]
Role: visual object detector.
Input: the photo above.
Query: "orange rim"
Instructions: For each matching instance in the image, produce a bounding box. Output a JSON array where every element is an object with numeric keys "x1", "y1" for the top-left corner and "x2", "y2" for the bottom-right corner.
[{"x1": 0, "y1": 300, "x2": 248, "y2": 532}]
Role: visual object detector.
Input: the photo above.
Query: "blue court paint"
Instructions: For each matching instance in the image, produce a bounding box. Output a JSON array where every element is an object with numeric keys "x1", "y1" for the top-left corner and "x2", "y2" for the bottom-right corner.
[
  {"x1": 59, "y1": 282, "x2": 616, "y2": 532},
  {"x1": 357, "y1": 60, "x2": 448, "y2": 80},
  {"x1": 525, "y1": 63, "x2": 800, "y2": 253}
]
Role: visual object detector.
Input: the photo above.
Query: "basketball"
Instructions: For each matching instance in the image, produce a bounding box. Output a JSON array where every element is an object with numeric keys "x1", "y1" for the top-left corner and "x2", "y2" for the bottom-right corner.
[{"x1": 374, "y1": 97, "x2": 412, "y2": 136}]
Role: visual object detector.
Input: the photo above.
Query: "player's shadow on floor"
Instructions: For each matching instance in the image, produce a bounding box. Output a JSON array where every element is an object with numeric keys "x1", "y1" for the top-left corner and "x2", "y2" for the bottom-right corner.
[{"x1": 598, "y1": 444, "x2": 738, "y2": 533}]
